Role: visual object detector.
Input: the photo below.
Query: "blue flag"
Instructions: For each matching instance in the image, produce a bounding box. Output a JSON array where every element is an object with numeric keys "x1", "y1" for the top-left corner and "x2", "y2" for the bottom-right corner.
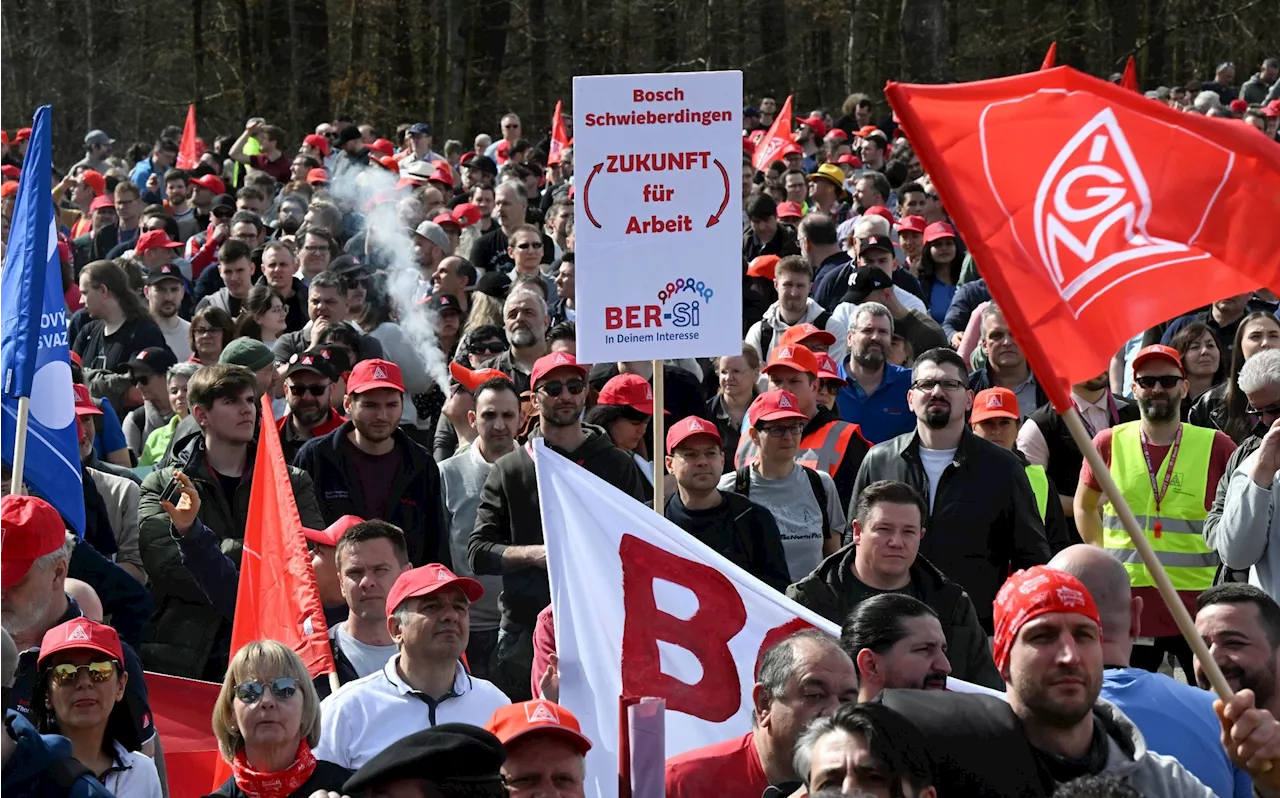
[{"x1": 1, "y1": 105, "x2": 84, "y2": 533}]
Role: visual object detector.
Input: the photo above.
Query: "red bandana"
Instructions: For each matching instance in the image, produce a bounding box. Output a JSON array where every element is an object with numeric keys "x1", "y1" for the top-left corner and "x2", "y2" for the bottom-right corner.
[
  {"x1": 992, "y1": 565, "x2": 1101, "y2": 674},
  {"x1": 230, "y1": 740, "x2": 317, "y2": 798}
]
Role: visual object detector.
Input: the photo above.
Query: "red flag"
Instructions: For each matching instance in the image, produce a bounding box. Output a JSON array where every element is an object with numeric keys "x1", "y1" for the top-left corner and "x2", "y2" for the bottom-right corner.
[
  {"x1": 886, "y1": 67, "x2": 1280, "y2": 410},
  {"x1": 1121, "y1": 56, "x2": 1139, "y2": 91},
  {"x1": 177, "y1": 104, "x2": 200, "y2": 169},
  {"x1": 1040, "y1": 42, "x2": 1058, "y2": 71},
  {"x1": 145, "y1": 672, "x2": 221, "y2": 796},
  {"x1": 751, "y1": 95, "x2": 793, "y2": 172},
  {"x1": 548, "y1": 100, "x2": 570, "y2": 165}
]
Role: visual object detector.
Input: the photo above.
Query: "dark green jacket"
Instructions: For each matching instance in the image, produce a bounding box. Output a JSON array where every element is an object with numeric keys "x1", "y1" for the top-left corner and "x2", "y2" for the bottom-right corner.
[
  {"x1": 138, "y1": 434, "x2": 323, "y2": 680},
  {"x1": 786, "y1": 544, "x2": 1004, "y2": 690}
]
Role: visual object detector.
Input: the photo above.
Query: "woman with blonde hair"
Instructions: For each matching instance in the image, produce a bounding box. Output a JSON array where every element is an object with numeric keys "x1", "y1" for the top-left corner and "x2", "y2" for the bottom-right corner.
[{"x1": 207, "y1": 641, "x2": 350, "y2": 798}]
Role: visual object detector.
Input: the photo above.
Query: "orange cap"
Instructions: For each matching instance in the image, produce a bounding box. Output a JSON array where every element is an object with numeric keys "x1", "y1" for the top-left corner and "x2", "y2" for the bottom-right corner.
[
  {"x1": 1133, "y1": 344, "x2": 1186, "y2": 376},
  {"x1": 746, "y1": 255, "x2": 780, "y2": 280},
  {"x1": 778, "y1": 323, "x2": 836, "y2": 350},
  {"x1": 970, "y1": 387, "x2": 1020, "y2": 423},
  {"x1": 449, "y1": 361, "x2": 513, "y2": 393},
  {"x1": 762, "y1": 344, "x2": 819, "y2": 377},
  {"x1": 485, "y1": 700, "x2": 592, "y2": 754}
]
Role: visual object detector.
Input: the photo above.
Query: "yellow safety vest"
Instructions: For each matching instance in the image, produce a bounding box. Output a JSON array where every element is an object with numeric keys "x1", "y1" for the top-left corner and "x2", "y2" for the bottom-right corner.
[
  {"x1": 1101, "y1": 421, "x2": 1218, "y2": 591},
  {"x1": 1025, "y1": 463, "x2": 1049, "y2": 522}
]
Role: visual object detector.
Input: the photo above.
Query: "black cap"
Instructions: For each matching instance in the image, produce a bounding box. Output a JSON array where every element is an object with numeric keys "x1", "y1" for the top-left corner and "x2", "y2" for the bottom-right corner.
[
  {"x1": 475, "y1": 270, "x2": 511, "y2": 299},
  {"x1": 842, "y1": 265, "x2": 896, "y2": 305},
  {"x1": 336, "y1": 125, "x2": 363, "y2": 146},
  {"x1": 425, "y1": 293, "x2": 464, "y2": 315},
  {"x1": 124, "y1": 346, "x2": 178, "y2": 376},
  {"x1": 212, "y1": 193, "x2": 236, "y2": 211},
  {"x1": 466, "y1": 155, "x2": 498, "y2": 176},
  {"x1": 858, "y1": 234, "x2": 894, "y2": 254},
  {"x1": 283, "y1": 349, "x2": 338, "y2": 382},
  {"x1": 327, "y1": 254, "x2": 368, "y2": 277},
  {"x1": 342, "y1": 724, "x2": 506, "y2": 795},
  {"x1": 743, "y1": 105, "x2": 761, "y2": 118},
  {"x1": 145, "y1": 262, "x2": 184, "y2": 285}
]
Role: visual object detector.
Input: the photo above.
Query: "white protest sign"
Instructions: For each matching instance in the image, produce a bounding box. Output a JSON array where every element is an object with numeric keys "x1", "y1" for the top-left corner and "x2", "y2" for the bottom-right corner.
[{"x1": 572, "y1": 71, "x2": 743, "y2": 363}]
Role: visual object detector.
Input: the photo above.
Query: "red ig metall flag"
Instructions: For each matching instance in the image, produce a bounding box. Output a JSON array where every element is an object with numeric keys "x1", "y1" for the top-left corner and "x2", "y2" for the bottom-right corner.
[
  {"x1": 177, "y1": 104, "x2": 200, "y2": 170},
  {"x1": 887, "y1": 67, "x2": 1280, "y2": 411},
  {"x1": 751, "y1": 95, "x2": 793, "y2": 172},
  {"x1": 549, "y1": 100, "x2": 570, "y2": 165}
]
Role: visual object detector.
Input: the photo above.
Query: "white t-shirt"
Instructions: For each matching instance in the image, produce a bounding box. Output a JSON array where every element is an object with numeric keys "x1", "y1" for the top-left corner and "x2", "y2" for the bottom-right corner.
[
  {"x1": 334, "y1": 623, "x2": 398, "y2": 679},
  {"x1": 155, "y1": 315, "x2": 191, "y2": 362},
  {"x1": 918, "y1": 446, "x2": 957, "y2": 512}
]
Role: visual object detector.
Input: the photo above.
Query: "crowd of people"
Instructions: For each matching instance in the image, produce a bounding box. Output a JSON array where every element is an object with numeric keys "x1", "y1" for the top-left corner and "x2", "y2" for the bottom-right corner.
[{"x1": 2, "y1": 54, "x2": 1280, "y2": 797}]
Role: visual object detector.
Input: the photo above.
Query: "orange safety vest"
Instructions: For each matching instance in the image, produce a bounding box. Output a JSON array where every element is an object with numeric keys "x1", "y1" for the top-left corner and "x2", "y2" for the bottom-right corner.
[{"x1": 735, "y1": 419, "x2": 861, "y2": 477}]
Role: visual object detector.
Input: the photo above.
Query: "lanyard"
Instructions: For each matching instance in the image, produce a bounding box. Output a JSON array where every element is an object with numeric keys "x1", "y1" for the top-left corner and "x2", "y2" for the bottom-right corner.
[
  {"x1": 1077, "y1": 390, "x2": 1120, "y2": 439},
  {"x1": 1138, "y1": 424, "x2": 1183, "y2": 538}
]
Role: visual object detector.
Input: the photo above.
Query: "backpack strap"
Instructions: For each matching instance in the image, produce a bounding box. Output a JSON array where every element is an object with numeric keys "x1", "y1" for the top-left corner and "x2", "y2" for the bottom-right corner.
[
  {"x1": 734, "y1": 466, "x2": 752, "y2": 498},
  {"x1": 759, "y1": 325, "x2": 774, "y2": 361},
  {"x1": 813, "y1": 309, "x2": 832, "y2": 331},
  {"x1": 47, "y1": 755, "x2": 95, "y2": 789},
  {"x1": 801, "y1": 466, "x2": 831, "y2": 537}
]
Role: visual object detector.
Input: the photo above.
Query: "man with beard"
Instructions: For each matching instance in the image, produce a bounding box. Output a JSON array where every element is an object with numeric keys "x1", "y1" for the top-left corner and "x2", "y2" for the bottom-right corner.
[
  {"x1": 1051, "y1": 545, "x2": 1253, "y2": 798},
  {"x1": 968, "y1": 304, "x2": 1049, "y2": 417},
  {"x1": 1020, "y1": 372, "x2": 1138, "y2": 543},
  {"x1": 1076, "y1": 345, "x2": 1236, "y2": 680},
  {"x1": 487, "y1": 290, "x2": 550, "y2": 396},
  {"x1": 790, "y1": 480, "x2": 1001, "y2": 688},
  {"x1": 836, "y1": 302, "x2": 916, "y2": 445},
  {"x1": 294, "y1": 359, "x2": 450, "y2": 570},
  {"x1": 842, "y1": 594, "x2": 953, "y2": 699},
  {"x1": 853, "y1": 347, "x2": 1049, "y2": 633},
  {"x1": 145, "y1": 262, "x2": 191, "y2": 360},
  {"x1": 1195, "y1": 584, "x2": 1280, "y2": 720},
  {"x1": 278, "y1": 349, "x2": 345, "y2": 462},
  {"x1": 470, "y1": 352, "x2": 648, "y2": 701},
  {"x1": 259, "y1": 240, "x2": 308, "y2": 332}
]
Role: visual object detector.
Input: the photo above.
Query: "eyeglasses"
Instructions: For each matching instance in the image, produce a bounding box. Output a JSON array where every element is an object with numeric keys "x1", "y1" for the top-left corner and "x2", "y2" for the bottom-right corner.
[
  {"x1": 1247, "y1": 400, "x2": 1280, "y2": 417},
  {"x1": 302, "y1": 244, "x2": 332, "y2": 254},
  {"x1": 468, "y1": 341, "x2": 507, "y2": 355},
  {"x1": 192, "y1": 327, "x2": 220, "y2": 336},
  {"x1": 1134, "y1": 375, "x2": 1183, "y2": 390},
  {"x1": 673, "y1": 448, "x2": 721, "y2": 461},
  {"x1": 760, "y1": 422, "x2": 806, "y2": 437},
  {"x1": 50, "y1": 661, "x2": 117, "y2": 686},
  {"x1": 514, "y1": 242, "x2": 543, "y2": 250},
  {"x1": 911, "y1": 378, "x2": 965, "y2": 392},
  {"x1": 287, "y1": 383, "x2": 329, "y2": 397},
  {"x1": 538, "y1": 379, "x2": 587, "y2": 397},
  {"x1": 233, "y1": 677, "x2": 299, "y2": 705}
]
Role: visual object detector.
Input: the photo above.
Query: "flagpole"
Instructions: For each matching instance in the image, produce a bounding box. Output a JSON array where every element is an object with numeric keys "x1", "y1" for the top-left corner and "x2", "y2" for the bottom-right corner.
[
  {"x1": 1061, "y1": 407, "x2": 1232, "y2": 699},
  {"x1": 8, "y1": 397, "x2": 31, "y2": 495},
  {"x1": 651, "y1": 361, "x2": 666, "y2": 514}
]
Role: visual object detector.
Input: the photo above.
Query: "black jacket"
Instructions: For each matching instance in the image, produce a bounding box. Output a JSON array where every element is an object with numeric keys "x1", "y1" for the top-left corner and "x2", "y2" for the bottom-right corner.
[
  {"x1": 293, "y1": 422, "x2": 450, "y2": 568},
  {"x1": 851, "y1": 426, "x2": 1051, "y2": 631},
  {"x1": 664, "y1": 489, "x2": 791, "y2": 593},
  {"x1": 787, "y1": 545, "x2": 1003, "y2": 688},
  {"x1": 469, "y1": 426, "x2": 649, "y2": 629},
  {"x1": 742, "y1": 222, "x2": 800, "y2": 261}
]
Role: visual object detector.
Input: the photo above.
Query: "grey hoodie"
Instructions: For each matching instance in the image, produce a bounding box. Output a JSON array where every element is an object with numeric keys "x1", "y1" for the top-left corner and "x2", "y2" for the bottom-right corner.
[{"x1": 1213, "y1": 448, "x2": 1280, "y2": 599}]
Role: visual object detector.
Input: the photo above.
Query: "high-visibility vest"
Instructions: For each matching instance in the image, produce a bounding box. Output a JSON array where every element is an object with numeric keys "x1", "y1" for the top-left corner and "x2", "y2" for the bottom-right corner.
[
  {"x1": 1025, "y1": 463, "x2": 1049, "y2": 522},
  {"x1": 735, "y1": 420, "x2": 859, "y2": 477},
  {"x1": 1101, "y1": 421, "x2": 1218, "y2": 591}
]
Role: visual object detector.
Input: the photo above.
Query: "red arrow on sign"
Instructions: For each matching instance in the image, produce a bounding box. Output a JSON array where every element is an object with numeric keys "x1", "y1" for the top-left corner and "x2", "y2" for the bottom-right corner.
[
  {"x1": 705, "y1": 158, "x2": 730, "y2": 228},
  {"x1": 583, "y1": 163, "x2": 604, "y2": 229}
]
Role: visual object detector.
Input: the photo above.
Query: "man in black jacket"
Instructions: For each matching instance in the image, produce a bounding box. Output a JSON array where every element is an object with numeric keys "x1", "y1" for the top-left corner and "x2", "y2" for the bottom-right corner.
[
  {"x1": 788, "y1": 479, "x2": 1001, "y2": 688},
  {"x1": 469, "y1": 352, "x2": 649, "y2": 701},
  {"x1": 851, "y1": 347, "x2": 1050, "y2": 632},
  {"x1": 294, "y1": 358, "x2": 450, "y2": 569},
  {"x1": 662, "y1": 416, "x2": 790, "y2": 593}
]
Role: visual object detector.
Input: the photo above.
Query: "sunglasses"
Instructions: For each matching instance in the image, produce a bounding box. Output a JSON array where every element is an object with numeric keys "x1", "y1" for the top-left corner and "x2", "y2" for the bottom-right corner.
[
  {"x1": 514, "y1": 242, "x2": 543, "y2": 250},
  {"x1": 233, "y1": 677, "x2": 299, "y2": 705},
  {"x1": 343, "y1": 276, "x2": 369, "y2": 289},
  {"x1": 131, "y1": 373, "x2": 155, "y2": 387},
  {"x1": 538, "y1": 379, "x2": 587, "y2": 397},
  {"x1": 287, "y1": 383, "x2": 329, "y2": 397},
  {"x1": 1135, "y1": 375, "x2": 1183, "y2": 390},
  {"x1": 1247, "y1": 401, "x2": 1280, "y2": 417},
  {"x1": 468, "y1": 341, "x2": 507, "y2": 355},
  {"x1": 50, "y1": 661, "x2": 116, "y2": 686}
]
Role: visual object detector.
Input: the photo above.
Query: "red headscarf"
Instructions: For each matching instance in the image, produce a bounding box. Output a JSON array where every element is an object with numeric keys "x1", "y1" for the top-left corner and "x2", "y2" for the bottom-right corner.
[{"x1": 992, "y1": 566, "x2": 1101, "y2": 673}]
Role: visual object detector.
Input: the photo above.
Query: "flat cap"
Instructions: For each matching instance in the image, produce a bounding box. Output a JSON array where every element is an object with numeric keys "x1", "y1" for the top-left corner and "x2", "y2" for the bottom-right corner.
[{"x1": 342, "y1": 723, "x2": 507, "y2": 795}]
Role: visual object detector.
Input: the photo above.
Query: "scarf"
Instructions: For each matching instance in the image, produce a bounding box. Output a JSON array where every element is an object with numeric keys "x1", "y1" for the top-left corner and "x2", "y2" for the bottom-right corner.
[{"x1": 230, "y1": 740, "x2": 317, "y2": 798}]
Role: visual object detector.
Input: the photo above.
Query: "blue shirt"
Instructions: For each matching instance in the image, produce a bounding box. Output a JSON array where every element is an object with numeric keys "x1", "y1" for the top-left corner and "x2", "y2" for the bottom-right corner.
[
  {"x1": 93, "y1": 396, "x2": 129, "y2": 459},
  {"x1": 1101, "y1": 667, "x2": 1251, "y2": 798},
  {"x1": 928, "y1": 280, "x2": 957, "y2": 325},
  {"x1": 834, "y1": 361, "x2": 914, "y2": 444}
]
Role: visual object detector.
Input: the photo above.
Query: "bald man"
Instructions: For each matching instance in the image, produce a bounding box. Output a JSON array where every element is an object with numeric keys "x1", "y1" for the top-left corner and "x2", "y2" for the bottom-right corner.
[{"x1": 1049, "y1": 545, "x2": 1251, "y2": 797}]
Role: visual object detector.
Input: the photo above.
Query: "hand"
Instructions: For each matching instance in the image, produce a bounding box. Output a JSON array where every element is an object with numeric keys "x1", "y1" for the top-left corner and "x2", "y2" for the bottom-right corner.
[
  {"x1": 211, "y1": 223, "x2": 230, "y2": 245},
  {"x1": 1253, "y1": 419, "x2": 1280, "y2": 488},
  {"x1": 950, "y1": 332, "x2": 964, "y2": 348},
  {"x1": 878, "y1": 287, "x2": 907, "y2": 318},
  {"x1": 531, "y1": 545, "x2": 548, "y2": 570},
  {"x1": 304, "y1": 793, "x2": 348, "y2": 798},
  {"x1": 146, "y1": 173, "x2": 161, "y2": 194},
  {"x1": 1217, "y1": 689, "x2": 1280, "y2": 786},
  {"x1": 539, "y1": 652, "x2": 560, "y2": 702},
  {"x1": 161, "y1": 472, "x2": 200, "y2": 536},
  {"x1": 245, "y1": 117, "x2": 265, "y2": 132},
  {"x1": 310, "y1": 319, "x2": 331, "y2": 347},
  {"x1": 58, "y1": 173, "x2": 77, "y2": 191}
]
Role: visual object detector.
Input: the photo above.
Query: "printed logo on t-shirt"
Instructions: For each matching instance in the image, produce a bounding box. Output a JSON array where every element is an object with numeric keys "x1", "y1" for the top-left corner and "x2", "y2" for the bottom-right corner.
[{"x1": 526, "y1": 700, "x2": 561, "y2": 724}]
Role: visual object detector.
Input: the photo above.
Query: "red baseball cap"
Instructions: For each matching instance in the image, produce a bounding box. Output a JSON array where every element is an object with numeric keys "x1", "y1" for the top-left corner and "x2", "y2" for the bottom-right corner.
[
  {"x1": 73, "y1": 384, "x2": 103, "y2": 416},
  {"x1": 835, "y1": 153, "x2": 863, "y2": 168},
  {"x1": 530, "y1": 352, "x2": 587, "y2": 386},
  {"x1": 368, "y1": 138, "x2": 396, "y2": 158},
  {"x1": 377, "y1": 155, "x2": 400, "y2": 174},
  {"x1": 306, "y1": 168, "x2": 330, "y2": 185},
  {"x1": 386, "y1": 563, "x2": 484, "y2": 616},
  {"x1": 856, "y1": 125, "x2": 880, "y2": 138},
  {"x1": 38, "y1": 618, "x2": 124, "y2": 668},
  {"x1": 452, "y1": 203, "x2": 482, "y2": 228},
  {"x1": 778, "y1": 323, "x2": 837, "y2": 350},
  {"x1": 748, "y1": 390, "x2": 808, "y2": 428},
  {"x1": 923, "y1": 221, "x2": 957, "y2": 245},
  {"x1": 598, "y1": 373, "x2": 660, "y2": 415},
  {"x1": 864, "y1": 205, "x2": 896, "y2": 225},
  {"x1": 775, "y1": 201, "x2": 803, "y2": 221},
  {"x1": 14, "y1": 127, "x2": 32, "y2": 143},
  {"x1": 2, "y1": 496, "x2": 68, "y2": 589},
  {"x1": 429, "y1": 166, "x2": 455, "y2": 188},
  {"x1": 971, "y1": 387, "x2": 1020, "y2": 423},
  {"x1": 0, "y1": 182, "x2": 17, "y2": 198},
  {"x1": 1, "y1": 165, "x2": 22, "y2": 180},
  {"x1": 800, "y1": 116, "x2": 827, "y2": 139},
  {"x1": 134, "y1": 229, "x2": 183, "y2": 256},
  {"x1": 449, "y1": 361, "x2": 512, "y2": 393},
  {"x1": 189, "y1": 174, "x2": 227, "y2": 195},
  {"x1": 303, "y1": 515, "x2": 364, "y2": 548},
  {"x1": 814, "y1": 353, "x2": 842, "y2": 382},
  {"x1": 79, "y1": 170, "x2": 106, "y2": 196},
  {"x1": 746, "y1": 255, "x2": 780, "y2": 280},
  {"x1": 495, "y1": 140, "x2": 511, "y2": 165},
  {"x1": 897, "y1": 214, "x2": 927, "y2": 235},
  {"x1": 89, "y1": 195, "x2": 115, "y2": 212},
  {"x1": 780, "y1": 142, "x2": 804, "y2": 158},
  {"x1": 825, "y1": 129, "x2": 850, "y2": 142},
  {"x1": 486, "y1": 700, "x2": 592, "y2": 755},
  {"x1": 762, "y1": 344, "x2": 819, "y2": 377},
  {"x1": 1133, "y1": 344, "x2": 1186, "y2": 376},
  {"x1": 347, "y1": 359, "x2": 405, "y2": 394},
  {"x1": 434, "y1": 212, "x2": 461, "y2": 230},
  {"x1": 665, "y1": 416, "x2": 722, "y2": 454},
  {"x1": 303, "y1": 133, "x2": 331, "y2": 157}
]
